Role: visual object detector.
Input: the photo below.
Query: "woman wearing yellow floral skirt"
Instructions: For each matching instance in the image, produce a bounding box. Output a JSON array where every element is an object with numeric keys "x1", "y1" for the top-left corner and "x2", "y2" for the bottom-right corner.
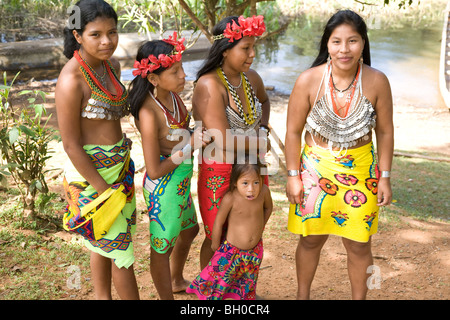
[{"x1": 285, "y1": 10, "x2": 393, "y2": 300}]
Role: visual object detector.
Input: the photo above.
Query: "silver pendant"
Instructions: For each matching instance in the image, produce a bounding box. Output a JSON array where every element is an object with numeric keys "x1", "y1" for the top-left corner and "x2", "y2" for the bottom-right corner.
[{"x1": 337, "y1": 92, "x2": 345, "y2": 98}]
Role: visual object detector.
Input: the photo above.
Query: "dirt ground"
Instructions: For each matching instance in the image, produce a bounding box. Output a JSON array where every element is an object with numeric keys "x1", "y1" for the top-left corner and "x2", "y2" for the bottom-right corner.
[{"x1": 8, "y1": 78, "x2": 450, "y2": 300}]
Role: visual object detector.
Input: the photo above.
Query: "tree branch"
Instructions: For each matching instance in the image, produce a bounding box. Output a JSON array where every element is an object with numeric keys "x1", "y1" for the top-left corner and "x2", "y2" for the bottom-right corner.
[{"x1": 178, "y1": 0, "x2": 213, "y2": 42}]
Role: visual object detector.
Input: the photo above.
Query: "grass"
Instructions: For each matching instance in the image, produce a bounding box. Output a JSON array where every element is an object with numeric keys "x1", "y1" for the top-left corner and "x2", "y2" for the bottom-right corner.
[
  {"x1": 0, "y1": 152, "x2": 448, "y2": 299},
  {"x1": 385, "y1": 155, "x2": 449, "y2": 222}
]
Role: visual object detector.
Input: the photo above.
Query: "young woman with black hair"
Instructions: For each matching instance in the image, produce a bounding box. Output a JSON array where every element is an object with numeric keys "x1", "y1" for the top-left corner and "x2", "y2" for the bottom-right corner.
[
  {"x1": 56, "y1": 0, "x2": 139, "y2": 299},
  {"x1": 285, "y1": 9, "x2": 393, "y2": 300},
  {"x1": 192, "y1": 15, "x2": 271, "y2": 270},
  {"x1": 128, "y1": 34, "x2": 209, "y2": 299}
]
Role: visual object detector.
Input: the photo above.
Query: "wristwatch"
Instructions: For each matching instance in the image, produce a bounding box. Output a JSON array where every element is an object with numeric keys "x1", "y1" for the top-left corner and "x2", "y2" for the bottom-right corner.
[
  {"x1": 381, "y1": 171, "x2": 391, "y2": 178},
  {"x1": 287, "y1": 170, "x2": 299, "y2": 177}
]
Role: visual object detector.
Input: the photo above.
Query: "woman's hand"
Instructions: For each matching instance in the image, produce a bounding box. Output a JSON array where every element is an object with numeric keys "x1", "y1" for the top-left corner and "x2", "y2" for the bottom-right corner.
[
  {"x1": 286, "y1": 176, "x2": 304, "y2": 205},
  {"x1": 377, "y1": 178, "x2": 392, "y2": 206}
]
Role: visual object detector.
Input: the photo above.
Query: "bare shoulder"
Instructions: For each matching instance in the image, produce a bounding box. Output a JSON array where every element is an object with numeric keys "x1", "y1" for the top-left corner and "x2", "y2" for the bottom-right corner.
[
  {"x1": 221, "y1": 191, "x2": 234, "y2": 203},
  {"x1": 56, "y1": 59, "x2": 83, "y2": 99},
  {"x1": 245, "y1": 68, "x2": 263, "y2": 82},
  {"x1": 138, "y1": 97, "x2": 159, "y2": 123},
  {"x1": 195, "y1": 72, "x2": 224, "y2": 93},
  {"x1": 293, "y1": 64, "x2": 325, "y2": 90},
  {"x1": 363, "y1": 64, "x2": 390, "y2": 88},
  {"x1": 261, "y1": 184, "x2": 271, "y2": 197}
]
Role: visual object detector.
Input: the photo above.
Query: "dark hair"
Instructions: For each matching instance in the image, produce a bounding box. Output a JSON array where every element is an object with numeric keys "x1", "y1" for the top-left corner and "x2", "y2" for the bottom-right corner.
[
  {"x1": 63, "y1": 0, "x2": 118, "y2": 59},
  {"x1": 196, "y1": 16, "x2": 242, "y2": 81},
  {"x1": 128, "y1": 40, "x2": 175, "y2": 120},
  {"x1": 229, "y1": 156, "x2": 265, "y2": 192},
  {"x1": 311, "y1": 9, "x2": 371, "y2": 68}
]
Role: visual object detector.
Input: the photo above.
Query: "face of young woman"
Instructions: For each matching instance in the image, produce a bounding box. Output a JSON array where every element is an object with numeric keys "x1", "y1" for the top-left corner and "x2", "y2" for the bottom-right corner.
[
  {"x1": 327, "y1": 23, "x2": 365, "y2": 72},
  {"x1": 223, "y1": 36, "x2": 256, "y2": 72},
  {"x1": 235, "y1": 169, "x2": 262, "y2": 201},
  {"x1": 151, "y1": 61, "x2": 186, "y2": 93},
  {"x1": 74, "y1": 17, "x2": 118, "y2": 62}
]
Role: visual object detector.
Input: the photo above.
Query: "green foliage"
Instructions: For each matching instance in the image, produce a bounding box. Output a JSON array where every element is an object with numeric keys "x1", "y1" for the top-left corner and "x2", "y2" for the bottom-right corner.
[
  {"x1": 117, "y1": 0, "x2": 201, "y2": 45},
  {"x1": 0, "y1": 72, "x2": 60, "y2": 220}
]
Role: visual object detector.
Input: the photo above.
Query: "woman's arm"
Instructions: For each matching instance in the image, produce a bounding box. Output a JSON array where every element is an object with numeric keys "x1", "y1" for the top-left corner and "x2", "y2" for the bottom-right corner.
[
  {"x1": 373, "y1": 70, "x2": 394, "y2": 206},
  {"x1": 285, "y1": 71, "x2": 312, "y2": 204},
  {"x1": 55, "y1": 70, "x2": 110, "y2": 194}
]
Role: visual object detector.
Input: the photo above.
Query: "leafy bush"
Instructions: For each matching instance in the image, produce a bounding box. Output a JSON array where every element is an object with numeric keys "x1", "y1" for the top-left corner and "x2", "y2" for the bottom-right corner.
[{"x1": 0, "y1": 72, "x2": 60, "y2": 220}]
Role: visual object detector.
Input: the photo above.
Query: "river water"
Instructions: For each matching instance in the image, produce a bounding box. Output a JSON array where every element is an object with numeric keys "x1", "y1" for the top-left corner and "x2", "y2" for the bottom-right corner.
[{"x1": 124, "y1": 19, "x2": 445, "y2": 109}]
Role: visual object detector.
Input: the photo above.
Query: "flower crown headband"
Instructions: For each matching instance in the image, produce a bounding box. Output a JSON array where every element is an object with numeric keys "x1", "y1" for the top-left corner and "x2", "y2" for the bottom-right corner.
[
  {"x1": 132, "y1": 31, "x2": 186, "y2": 78},
  {"x1": 212, "y1": 15, "x2": 265, "y2": 43}
]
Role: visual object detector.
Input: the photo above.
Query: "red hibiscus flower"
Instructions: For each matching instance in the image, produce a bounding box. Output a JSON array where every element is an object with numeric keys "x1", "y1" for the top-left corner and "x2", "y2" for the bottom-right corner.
[
  {"x1": 158, "y1": 54, "x2": 174, "y2": 68},
  {"x1": 132, "y1": 58, "x2": 151, "y2": 78},
  {"x1": 344, "y1": 189, "x2": 367, "y2": 208},
  {"x1": 239, "y1": 15, "x2": 266, "y2": 37},
  {"x1": 223, "y1": 20, "x2": 242, "y2": 42}
]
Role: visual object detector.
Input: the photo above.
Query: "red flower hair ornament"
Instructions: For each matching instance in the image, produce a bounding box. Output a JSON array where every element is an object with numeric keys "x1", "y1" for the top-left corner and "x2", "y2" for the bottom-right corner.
[
  {"x1": 213, "y1": 15, "x2": 266, "y2": 43},
  {"x1": 132, "y1": 31, "x2": 185, "y2": 78}
]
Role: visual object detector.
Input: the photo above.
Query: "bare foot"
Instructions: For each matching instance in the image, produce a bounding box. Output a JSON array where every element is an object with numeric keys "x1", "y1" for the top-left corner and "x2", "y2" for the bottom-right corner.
[{"x1": 172, "y1": 279, "x2": 191, "y2": 293}]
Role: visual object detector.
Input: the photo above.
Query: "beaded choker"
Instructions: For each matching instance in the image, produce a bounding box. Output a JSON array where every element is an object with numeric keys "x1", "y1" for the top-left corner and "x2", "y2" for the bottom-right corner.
[{"x1": 217, "y1": 67, "x2": 258, "y2": 126}]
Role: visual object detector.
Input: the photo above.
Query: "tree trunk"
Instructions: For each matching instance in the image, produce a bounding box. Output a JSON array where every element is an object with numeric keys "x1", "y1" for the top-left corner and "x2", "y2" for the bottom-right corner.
[{"x1": 23, "y1": 189, "x2": 36, "y2": 221}]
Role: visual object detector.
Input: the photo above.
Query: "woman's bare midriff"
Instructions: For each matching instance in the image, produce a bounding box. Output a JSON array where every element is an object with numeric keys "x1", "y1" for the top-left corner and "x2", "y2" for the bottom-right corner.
[
  {"x1": 80, "y1": 117, "x2": 123, "y2": 146},
  {"x1": 304, "y1": 131, "x2": 373, "y2": 150}
]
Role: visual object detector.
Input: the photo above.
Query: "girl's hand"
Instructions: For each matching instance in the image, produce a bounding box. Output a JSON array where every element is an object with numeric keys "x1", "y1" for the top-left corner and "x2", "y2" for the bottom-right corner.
[
  {"x1": 286, "y1": 176, "x2": 304, "y2": 205},
  {"x1": 211, "y1": 242, "x2": 219, "y2": 252},
  {"x1": 191, "y1": 126, "x2": 211, "y2": 150}
]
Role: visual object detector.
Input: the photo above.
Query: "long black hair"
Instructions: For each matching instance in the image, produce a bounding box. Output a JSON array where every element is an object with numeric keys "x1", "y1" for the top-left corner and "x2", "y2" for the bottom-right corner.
[
  {"x1": 63, "y1": 0, "x2": 118, "y2": 59},
  {"x1": 128, "y1": 40, "x2": 175, "y2": 120},
  {"x1": 311, "y1": 9, "x2": 371, "y2": 68},
  {"x1": 196, "y1": 16, "x2": 242, "y2": 81}
]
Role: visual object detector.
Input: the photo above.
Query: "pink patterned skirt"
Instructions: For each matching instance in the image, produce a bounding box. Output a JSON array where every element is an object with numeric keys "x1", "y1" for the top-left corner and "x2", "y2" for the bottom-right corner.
[{"x1": 186, "y1": 239, "x2": 263, "y2": 300}]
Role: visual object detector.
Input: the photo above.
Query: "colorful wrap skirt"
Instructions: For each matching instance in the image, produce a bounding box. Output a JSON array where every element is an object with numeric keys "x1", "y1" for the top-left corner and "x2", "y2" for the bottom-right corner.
[
  {"x1": 63, "y1": 137, "x2": 137, "y2": 269},
  {"x1": 288, "y1": 142, "x2": 379, "y2": 243},
  {"x1": 197, "y1": 159, "x2": 232, "y2": 239},
  {"x1": 197, "y1": 158, "x2": 269, "y2": 239},
  {"x1": 143, "y1": 156, "x2": 197, "y2": 254},
  {"x1": 186, "y1": 239, "x2": 263, "y2": 300}
]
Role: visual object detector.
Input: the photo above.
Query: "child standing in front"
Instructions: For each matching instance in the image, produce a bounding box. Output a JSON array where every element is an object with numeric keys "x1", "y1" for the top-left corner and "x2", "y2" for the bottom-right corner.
[
  {"x1": 128, "y1": 33, "x2": 209, "y2": 300},
  {"x1": 187, "y1": 158, "x2": 273, "y2": 300}
]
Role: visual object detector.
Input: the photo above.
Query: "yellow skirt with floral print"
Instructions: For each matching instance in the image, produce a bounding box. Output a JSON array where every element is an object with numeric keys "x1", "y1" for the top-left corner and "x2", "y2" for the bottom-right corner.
[{"x1": 288, "y1": 142, "x2": 379, "y2": 243}]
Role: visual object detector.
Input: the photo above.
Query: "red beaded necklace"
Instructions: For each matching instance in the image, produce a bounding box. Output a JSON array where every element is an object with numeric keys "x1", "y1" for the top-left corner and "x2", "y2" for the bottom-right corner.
[{"x1": 74, "y1": 50, "x2": 124, "y2": 100}]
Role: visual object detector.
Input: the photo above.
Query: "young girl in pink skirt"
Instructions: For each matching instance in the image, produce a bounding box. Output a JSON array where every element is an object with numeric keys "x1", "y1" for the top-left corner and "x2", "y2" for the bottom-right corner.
[{"x1": 187, "y1": 158, "x2": 273, "y2": 300}]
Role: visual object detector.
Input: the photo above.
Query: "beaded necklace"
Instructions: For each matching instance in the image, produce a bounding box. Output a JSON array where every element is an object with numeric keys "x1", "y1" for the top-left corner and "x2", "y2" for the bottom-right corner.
[
  {"x1": 329, "y1": 63, "x2": 360, "y2": 118},
  {"x1": 216, "y1": 67, "x2": 258, "y2": 126},
  {"x1": 149, "y1": 91, "x2": 190, "y2": 141},
  {"x1": 304, "y1": 59, "x2": 376, "y2": 150},
  {"x1": 74, "y1": 50, "x2": 129, "y2": 120}
]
